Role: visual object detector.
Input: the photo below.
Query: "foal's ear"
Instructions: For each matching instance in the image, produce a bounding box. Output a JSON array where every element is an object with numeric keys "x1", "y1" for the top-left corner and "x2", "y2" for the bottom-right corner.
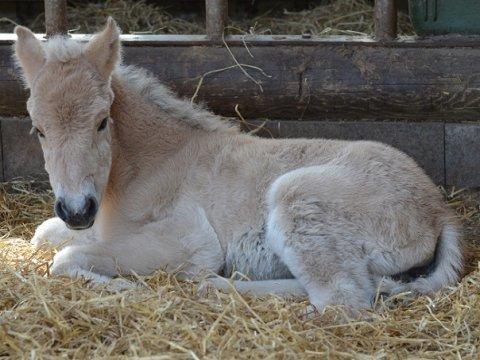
[
  {"x1": 14, "y1": 26, "x2": 46, "y2": 88},
  {"x1": 85, "y1": 17, "x2": 121, "y2": 78}
]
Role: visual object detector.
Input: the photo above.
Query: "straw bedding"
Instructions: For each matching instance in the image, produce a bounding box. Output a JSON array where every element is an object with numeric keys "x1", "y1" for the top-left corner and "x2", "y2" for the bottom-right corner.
[
  {"x1": 0, "y1": 181, "x2": 479, "y2": 358},
  {"x1": 0, "y1": 1, "x2": 477, "y2": 357},
  {"x1": 0, "y1": 0, "x2": 415, "y2": 36}
]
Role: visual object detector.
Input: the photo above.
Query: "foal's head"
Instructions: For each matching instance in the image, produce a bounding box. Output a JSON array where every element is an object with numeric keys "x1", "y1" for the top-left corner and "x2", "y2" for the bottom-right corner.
[{"x1": 14, "y1": 18, "x2": 120, "y2": 229}]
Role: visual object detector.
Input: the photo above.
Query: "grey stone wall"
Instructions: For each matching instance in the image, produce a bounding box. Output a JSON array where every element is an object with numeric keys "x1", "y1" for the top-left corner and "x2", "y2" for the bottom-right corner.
[{"x1": 1, "y1": 116, "x2": 479, "y2": 186}]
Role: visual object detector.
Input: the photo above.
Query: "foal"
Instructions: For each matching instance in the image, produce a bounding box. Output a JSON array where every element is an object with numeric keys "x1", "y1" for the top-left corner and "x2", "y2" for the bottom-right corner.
[{"x1": 15, "y1": 18, "x2": 463, "y2": 310}]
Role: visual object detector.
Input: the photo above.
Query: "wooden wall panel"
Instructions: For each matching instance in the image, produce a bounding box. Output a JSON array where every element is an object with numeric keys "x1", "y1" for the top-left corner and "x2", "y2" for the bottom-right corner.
[{"x1": 0, "y1": 35, "x2": 479, "y2": 121}]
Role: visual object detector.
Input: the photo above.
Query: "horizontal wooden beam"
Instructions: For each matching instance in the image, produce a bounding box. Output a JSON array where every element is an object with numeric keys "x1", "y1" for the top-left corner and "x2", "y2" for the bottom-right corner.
[{"x1": 1, "y1": 35, "x2": 480, "y2": 121}]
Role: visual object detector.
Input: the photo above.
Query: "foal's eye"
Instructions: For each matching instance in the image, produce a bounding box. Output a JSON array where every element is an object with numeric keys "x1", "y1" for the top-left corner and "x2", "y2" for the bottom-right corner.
[
  {"x1": 98, "y1": 117, "x2": 108, "y2": 132},
  {"x1": 30, "y1": 126, "x2": 45, "y2": 138}
]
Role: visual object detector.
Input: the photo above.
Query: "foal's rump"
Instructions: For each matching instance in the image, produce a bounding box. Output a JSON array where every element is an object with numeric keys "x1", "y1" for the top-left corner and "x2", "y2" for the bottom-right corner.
[{"x1": 262, "y1": 146, "x2": 462, "y2": 308}]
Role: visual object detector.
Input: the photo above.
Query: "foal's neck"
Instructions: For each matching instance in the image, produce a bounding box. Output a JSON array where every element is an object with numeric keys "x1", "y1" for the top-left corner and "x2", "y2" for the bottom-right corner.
[
  {"x1": 104, "y1": 69, "x2": 237, "y2": 198},
  {"x1": 109, "y1": 73, "x2": 196, "y2": 163},
  {"x1": 102, "y1": 72, "x2": 200, "y2": 199}
]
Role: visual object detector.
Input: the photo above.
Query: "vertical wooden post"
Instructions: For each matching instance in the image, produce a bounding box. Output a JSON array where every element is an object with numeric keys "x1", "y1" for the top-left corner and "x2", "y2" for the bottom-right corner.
[
  {"x1": 206, "y1": 0, "x2": 228, "y2": 39},
  {"x1": 374, "y1": 0, "x2": 397, "y2": 40},
  {"x1": 44, "y1": 0, "x2": 67, "y2": 37}
]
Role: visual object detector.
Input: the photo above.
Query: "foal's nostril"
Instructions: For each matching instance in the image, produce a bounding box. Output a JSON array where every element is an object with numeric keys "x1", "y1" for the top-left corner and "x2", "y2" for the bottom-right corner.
[
  {"x1": 84, "y1": 196, "x2": 98, "y2": 219},
  {"x1": 54, "y1": 198, "x2": 68, "y2": 222}
]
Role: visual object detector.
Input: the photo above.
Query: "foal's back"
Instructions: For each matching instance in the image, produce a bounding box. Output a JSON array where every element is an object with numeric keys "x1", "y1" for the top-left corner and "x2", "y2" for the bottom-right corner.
[
  {"x1": 195, "y1": 133, "x2": 444, "y2": 244},
  {"x1": 190, "y1": 131, "x2": 460, "y2": 308}
]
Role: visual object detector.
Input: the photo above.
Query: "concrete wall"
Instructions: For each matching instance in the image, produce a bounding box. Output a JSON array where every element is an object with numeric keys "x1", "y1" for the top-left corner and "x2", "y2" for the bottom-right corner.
[{"x1": 1, "y1": 116, "x2": 479, "y2": 186}]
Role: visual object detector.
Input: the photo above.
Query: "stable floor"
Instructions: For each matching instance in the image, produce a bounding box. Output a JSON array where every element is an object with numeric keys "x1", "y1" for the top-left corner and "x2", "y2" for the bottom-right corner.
[{"x1": 0, "y1": 182, "x2": 479, "y2": 358}]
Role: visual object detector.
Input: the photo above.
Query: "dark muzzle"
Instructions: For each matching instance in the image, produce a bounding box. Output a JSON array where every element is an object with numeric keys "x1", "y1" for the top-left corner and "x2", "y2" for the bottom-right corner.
[{"x1": 55, "y1": 196, "x2": 98, "y2": 230}]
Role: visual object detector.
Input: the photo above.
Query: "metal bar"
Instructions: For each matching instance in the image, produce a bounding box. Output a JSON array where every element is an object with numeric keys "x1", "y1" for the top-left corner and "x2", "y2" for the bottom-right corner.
[
  {"x1": 206, "y1": 0, "x2": 228, "y2": 39},
  {"x1": 374, "y1": 0, "x2": 398, "y2": 40},
  {"x1": 3, "y1": 33, "x2": 480, "y2": 48},
  {"x1": 44, "y1": 0, "x2": 67, "y2": 37}
]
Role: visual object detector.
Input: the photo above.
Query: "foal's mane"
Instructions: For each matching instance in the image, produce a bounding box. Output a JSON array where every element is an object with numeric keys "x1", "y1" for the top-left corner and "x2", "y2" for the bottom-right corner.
[
  {"x1": 33, "y1": 36, "x2": 235, "y2": 133},
  {"x1": 116, "y1": 65, "x2": 235, "y2": 133}
]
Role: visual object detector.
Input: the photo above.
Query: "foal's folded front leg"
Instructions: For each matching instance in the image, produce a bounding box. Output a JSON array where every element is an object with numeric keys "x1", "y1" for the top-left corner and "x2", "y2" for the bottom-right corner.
[
  {"x1": 51, "y1": 243, "x2": 137, "y2": 291},
  {"x1": 32, "y1": 219, "x2": 133, "y2": 289}
]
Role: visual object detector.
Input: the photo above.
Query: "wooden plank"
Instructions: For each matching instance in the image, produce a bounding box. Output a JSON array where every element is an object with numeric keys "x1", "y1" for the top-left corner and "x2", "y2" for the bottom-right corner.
[{"x1": 1, "y1": 37, "x2": 480, "y2": 120}]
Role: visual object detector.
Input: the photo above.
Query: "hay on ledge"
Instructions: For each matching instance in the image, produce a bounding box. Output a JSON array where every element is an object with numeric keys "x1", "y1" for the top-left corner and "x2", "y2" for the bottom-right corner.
[
  {"x1": 0, "y1": 181, "x2": 479, "y2": 357},
  {"x1": 0, "y1": 0, "x2": 415, "y2": 36}
]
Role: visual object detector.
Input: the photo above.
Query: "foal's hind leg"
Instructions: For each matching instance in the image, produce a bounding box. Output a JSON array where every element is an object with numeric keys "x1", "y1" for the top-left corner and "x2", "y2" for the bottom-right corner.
[
  {"x1": 199, "y1": 278, "x2": 307, "y2": 297},
  {"x1": 266, "y1": 166, "x2": 376, "y2": 311}
]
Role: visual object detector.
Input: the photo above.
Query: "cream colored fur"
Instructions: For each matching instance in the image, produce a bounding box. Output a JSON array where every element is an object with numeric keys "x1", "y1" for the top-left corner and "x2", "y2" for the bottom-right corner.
[{"x1": 16, "y1": 19, "x2": 463, "y2": 310}]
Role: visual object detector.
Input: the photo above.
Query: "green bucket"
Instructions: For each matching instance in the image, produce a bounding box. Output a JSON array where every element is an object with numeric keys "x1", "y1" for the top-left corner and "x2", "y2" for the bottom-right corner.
[{"x1": 409, "y1": 0, "x2": 480, "y2": 35}]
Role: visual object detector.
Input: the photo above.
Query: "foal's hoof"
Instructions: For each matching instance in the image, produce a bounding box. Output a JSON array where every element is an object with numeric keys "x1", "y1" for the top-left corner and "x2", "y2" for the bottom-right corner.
[
  {"x1": 197, "y1": 277, "x2": 231, "y2": 296},
  {"x1": 298, "y1": 304, "x2": 321, "y2": 320},
  {"x1": 371, "y1": 291, "x2": 391, "y2": 306},
  {"x1": 85, "y1": 277, "x2": 140, "y2": 292},
  {"x1": 103, "y1": 278, "x2": 139, "y2": 292},
  {"x1": 31, "y1": 217, "x2": 72, "y2": 249}
]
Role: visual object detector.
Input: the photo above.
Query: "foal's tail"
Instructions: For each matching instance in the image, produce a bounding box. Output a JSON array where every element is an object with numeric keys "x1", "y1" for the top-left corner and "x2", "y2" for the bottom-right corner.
[{"x1": 383, "y1": 223, "x2": 463, "y2": 295}]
